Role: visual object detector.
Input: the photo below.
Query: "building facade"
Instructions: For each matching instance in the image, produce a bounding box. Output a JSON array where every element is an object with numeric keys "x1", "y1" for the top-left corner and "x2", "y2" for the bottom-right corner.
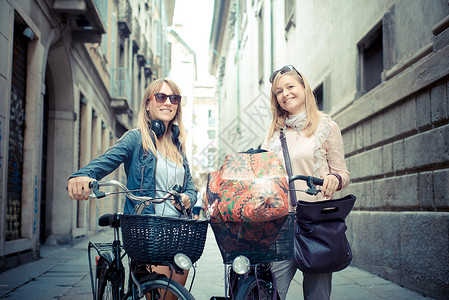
[
  {"x1": 0, "y1": 0, "x2": 175, "y2": 271},
  {"x1": 209, "y1": 0, "x2": 449, "y2": 299},
  {"x1": 167, "y1": 28, "x2": 197, "y2": 165},
  {"x1": 191, "y1": 82, "x2": 219, "y2": 186},
  {"x1": 168, "y1": 26, "x2": 219, "y2": 189}
]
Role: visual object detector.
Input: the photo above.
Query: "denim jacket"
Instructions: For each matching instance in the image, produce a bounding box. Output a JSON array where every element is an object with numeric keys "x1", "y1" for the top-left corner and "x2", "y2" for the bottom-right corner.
[{"x1": 69, "y1": 129, "x2": 197, "y2": 214}]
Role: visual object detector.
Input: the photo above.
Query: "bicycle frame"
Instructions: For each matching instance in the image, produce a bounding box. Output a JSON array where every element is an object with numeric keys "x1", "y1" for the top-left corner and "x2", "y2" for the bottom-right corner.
[
  {"x1": 217, "y1": 263, "x2": 276, "y2": 300},
  {"x1": 86, "y1": 180, "x2": 206, "y2": 300},
  {"x1": 88, "y1": 214, "x2": 125, "y2": 300},
  {"x1": 209, "y1": 175, "x2": 323, "y2": 300}
]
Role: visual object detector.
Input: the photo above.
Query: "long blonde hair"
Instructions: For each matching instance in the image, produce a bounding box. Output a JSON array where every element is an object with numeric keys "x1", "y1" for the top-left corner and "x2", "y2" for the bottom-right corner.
[
  {"x1": 137, "y1": 78, "x2": 186, "y2": 165},
  {"x1": 266, "y1": 68, "x2": 321, "y2": 141}
]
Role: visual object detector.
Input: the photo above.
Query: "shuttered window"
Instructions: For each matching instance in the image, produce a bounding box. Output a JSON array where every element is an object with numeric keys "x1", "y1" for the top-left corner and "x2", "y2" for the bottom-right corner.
[{"x1": 6, "y1": 17, "x2": 28, "y2": 241}]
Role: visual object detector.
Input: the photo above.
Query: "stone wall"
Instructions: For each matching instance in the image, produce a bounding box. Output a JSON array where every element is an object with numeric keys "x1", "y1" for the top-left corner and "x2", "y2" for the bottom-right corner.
[{"x1": 335, "y1": 43, "x2": 449, "y2": 299}]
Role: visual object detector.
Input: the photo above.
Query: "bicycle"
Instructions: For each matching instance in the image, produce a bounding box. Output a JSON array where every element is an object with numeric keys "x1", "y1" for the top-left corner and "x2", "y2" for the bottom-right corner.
[
  {"x1": 86, "y1": 179, "x2": 208, "y2": 300},
  {"x1": 209, "y1": 175, "x2": 324, "y2": 300}
]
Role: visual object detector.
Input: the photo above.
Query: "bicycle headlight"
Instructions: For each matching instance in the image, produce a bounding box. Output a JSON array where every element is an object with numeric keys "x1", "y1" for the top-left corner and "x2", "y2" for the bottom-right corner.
[
  {"x1": 232, "y1": 255, "x2": 250, "y2": 274},
  {"x1": 174, "y1": 253, "x2": 192, "y2": 270}
]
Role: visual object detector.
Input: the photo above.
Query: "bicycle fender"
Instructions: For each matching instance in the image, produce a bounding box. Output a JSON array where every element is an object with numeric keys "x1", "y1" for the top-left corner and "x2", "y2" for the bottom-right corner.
[{"x1": 98, "y1": 251, "x2": 115, "y2": 265}]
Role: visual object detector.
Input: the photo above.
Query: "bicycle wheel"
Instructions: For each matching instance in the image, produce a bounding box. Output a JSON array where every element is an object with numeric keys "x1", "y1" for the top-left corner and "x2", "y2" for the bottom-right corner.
[
  {"x1": 97, "y1": 259, "x2": 123, "y2": 300},
  {"x1": 139, "y1": 278, "x2": 195, "y2": 300},
  {"x1": 235, "y1": 276, "x2": 277, "y2": 300}
]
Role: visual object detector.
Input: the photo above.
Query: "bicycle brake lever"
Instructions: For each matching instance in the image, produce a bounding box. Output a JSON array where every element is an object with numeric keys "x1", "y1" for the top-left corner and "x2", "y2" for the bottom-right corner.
[
  {"x1": 171, "y1": 184, "x2": 182, "y2": 193},
  {"x1": 305, "y1": 187, "x2": 321, "y2": 196},
  {"x1": 296, "y1": 188, "x2": 321, "y2": 196},
  {"x1": 89, "y1": 181, "x2": 106, "y2": 198},
  {"x1": 306, "y1": 178, "x2": 321, "y2": 196},
  {"x1": 170, "y1": 185, "x2": 190, "y2": 218}
]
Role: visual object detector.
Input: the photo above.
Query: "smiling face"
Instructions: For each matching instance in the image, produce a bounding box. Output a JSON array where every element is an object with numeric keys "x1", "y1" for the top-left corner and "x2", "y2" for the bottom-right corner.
[
  {"x1": 274, "y1": 74, "x2": 306, "y2": 115},
  {"x1": 146, "y1": 82, "x2": 179, "y2": 129}
]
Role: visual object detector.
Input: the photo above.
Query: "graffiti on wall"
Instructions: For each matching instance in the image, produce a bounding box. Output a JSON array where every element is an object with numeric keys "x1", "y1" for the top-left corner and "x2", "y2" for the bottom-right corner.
[{"x1": 34, "y1": 175, "x2": 38, "y2": 235}]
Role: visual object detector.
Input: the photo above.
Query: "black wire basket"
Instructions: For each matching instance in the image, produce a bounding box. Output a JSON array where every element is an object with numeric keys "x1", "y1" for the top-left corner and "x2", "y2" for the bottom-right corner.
[
  {"x1": 120, "y1": 214, "x2": 208, "y2": 265},
  {"x1": 210, "y1": 213, "x2": 295, "y2": 264}
]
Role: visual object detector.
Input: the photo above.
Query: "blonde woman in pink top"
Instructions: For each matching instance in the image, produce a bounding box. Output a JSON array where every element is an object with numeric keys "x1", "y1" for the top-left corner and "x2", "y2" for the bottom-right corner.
[{"x1": 262, "y1": 65, "x2": 350, "y2": 300}]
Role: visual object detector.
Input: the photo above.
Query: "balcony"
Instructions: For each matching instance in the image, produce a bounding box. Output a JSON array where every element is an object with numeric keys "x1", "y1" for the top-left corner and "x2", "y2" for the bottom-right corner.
[
  {"x1": 118, "y1": 0, "x2": 132, "y2": 38},
  {"x1": 137, "y1": 54, "x2": 146, "y2": 68},
  {"x1": 144, "y1": 65, "x2": 153, "y2": 79},
  {"x1": 137, "y1": 35, "x2": 148, "y2": 67},
  {"x1": 140, "y1": 35, "x2": 148, "y2": 56},
  {"x1": 144, "y1": 49, "x2": 154, "y2": 79},
  {"x1": 131, "y1": 18, "x2": 140, "y2": 54},
  {"x1": 110, "y1": 67, "x2": 130, "y2": 114},
  {"x1": 53, "y1": 0, "x2": 105, "y2": 43}
]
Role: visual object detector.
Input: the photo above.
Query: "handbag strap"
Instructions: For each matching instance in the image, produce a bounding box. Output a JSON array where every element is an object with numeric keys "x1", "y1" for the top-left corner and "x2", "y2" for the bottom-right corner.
[{"x1": 280, "y1": 129, "x2": 298, "y2": 207}]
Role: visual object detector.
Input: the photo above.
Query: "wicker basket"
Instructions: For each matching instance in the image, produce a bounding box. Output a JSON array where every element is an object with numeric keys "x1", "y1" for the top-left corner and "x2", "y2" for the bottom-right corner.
[
  {"x1": 120, "y1": 214, "x2": 208, "y2": 265},
  {"x1": 210, "y1": 213, "x2": 295, "y2": 264}
]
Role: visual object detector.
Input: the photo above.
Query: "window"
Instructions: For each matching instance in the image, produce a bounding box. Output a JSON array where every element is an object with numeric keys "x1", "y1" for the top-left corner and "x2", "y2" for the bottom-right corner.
[
  {"x1": 208, "y1": 110, "x2": 216, "y2": 127},
  {"x1": 358, "y1": 23, "x2": 383, "y2": 95},
  {"x1": 207, "y1": 130, "x2": 216, "y2": 140},
  {"x1": 237, "y1": 0, "x2": 247, "y2": 41},
  {"x1": 94, "y1": 0, "x2": 108, "y2": 54},
  {"x1": 207, "y1": 147, "x2": 217, "y2": 169},
  {"x1": 285, "y1": 0, "x2": 295, "y2": 31},
  {"x1": 238, "y1": 0, "x2": 246, "y2": 25},
  {"x1": 314, "y1": 83, "x2": 323, "y2": 111}
]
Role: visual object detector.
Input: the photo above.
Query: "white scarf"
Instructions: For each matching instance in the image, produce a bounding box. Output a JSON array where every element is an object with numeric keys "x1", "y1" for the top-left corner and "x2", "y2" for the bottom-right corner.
[
  {"x1": 265, "y1": 112, "x2": 332, "y2": 177},
  {"x1": 285, "y1": 111, "x2": 307, "y2": 130}
]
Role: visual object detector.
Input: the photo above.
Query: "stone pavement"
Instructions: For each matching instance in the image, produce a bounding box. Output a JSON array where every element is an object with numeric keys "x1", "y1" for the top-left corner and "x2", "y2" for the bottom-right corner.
[{"x1": 0, "y1": 227, "x2": 434, "y2": 299}]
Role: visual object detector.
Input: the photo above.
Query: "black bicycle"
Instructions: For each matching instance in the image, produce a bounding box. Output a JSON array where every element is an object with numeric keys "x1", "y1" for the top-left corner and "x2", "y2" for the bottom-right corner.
[
  {"x1": 210, "y1": 175, "x2": 323, "y2": 300},
  {"x1": 87, "y1": 179, "x2": 208, "y2": 300}
]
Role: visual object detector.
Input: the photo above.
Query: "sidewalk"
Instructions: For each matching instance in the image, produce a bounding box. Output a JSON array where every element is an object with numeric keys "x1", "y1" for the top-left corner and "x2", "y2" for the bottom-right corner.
[
  {"x1": 0, "y1": 227, "x2": 433, "y2": 299},
  {"x1": 189, "y1": 228, "x2": 434, "y2": 300}
]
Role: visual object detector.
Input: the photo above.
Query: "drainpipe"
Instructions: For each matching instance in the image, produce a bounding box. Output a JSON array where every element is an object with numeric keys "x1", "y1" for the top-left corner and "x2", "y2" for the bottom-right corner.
[
  {"x1": 270, "y1": 0, "x2": 274, "y2": 74},
  {"x1": 128, "y1": 37, "x2": 133, "y2": 107},
  {"x1": 210, "y1": 45, "x2": 222, "y2": 164},
  {"x1": 235, "y1": 0, "x2": 241, "y2": 134}
]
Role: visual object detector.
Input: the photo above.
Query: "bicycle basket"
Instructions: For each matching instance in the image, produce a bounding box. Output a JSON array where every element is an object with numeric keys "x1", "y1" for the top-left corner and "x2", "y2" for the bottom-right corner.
[
  {"x1": 210, "y1": 213, "x2": 295, "y2": 264},
  {"x1": 120, "y1": 214, "x2": 208, "y2": 265}
]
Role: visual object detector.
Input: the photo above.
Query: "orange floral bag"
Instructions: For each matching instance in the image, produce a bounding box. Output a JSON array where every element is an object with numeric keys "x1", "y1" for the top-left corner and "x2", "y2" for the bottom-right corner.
[
  {"x1": 206, "y1": 150, "x2": 290, "y2": 258},
  {"x1": 207, "y1": 150, "x2": 289, "y2": 223}
]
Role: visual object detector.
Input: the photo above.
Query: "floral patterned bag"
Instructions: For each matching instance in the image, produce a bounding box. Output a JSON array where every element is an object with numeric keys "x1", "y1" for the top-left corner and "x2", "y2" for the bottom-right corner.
[
  {"x1": 206, "y1": 149, "x2": 290, "y2": 256},
  {"x1": 207, "y1": 149, "x2": 289, "y2": 223}
]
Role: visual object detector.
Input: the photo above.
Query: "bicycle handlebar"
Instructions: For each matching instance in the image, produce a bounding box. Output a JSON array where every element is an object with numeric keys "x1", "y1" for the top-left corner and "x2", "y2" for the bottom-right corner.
[
  {"x1": 288, "y1": 175, "x2": 324, "y2": 196},
  {"x1": 88, "y1": 180, "x2": 188, "y2": 217},
  {"x1": 289, "y1": 175, "x2": 323, "y2": 186}
]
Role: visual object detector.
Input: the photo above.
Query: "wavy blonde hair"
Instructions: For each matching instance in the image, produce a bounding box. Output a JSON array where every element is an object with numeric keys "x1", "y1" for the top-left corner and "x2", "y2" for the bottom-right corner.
[
  {"x1": 266, "y1": 68, "x2": 321, "y2": 141},
  {"x1": 137, "y1": 78, "x2": 186, "y2": 165}
]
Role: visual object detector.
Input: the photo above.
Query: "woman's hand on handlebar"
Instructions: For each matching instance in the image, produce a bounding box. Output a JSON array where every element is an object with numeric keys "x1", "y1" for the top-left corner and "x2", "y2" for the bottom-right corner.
[
  {"x1": 67, "y1": 176, "x2": 96, "y2": 201},
  {"x1": 321, "y1": 174, "x2": 340, "y2": 198},
  {"x1": 171, "y1": 193, "x2": 191, "y2": 210}
]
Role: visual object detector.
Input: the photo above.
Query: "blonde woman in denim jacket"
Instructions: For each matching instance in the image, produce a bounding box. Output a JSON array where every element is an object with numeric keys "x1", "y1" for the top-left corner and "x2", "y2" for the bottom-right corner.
[
  {"x1": 262, "y1": 66, "x2": 350, "y2": 300},
  {"x1": 67, "y1": 78, "x2": 196, "y2": 297}
]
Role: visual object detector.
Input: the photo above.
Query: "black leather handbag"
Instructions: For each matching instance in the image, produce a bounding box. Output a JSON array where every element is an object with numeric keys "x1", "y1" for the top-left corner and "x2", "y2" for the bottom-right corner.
[
  {"x1": 280, "y1": 129, "x2": 356, "y2": 274},
  {"x1": 294, "y1": 195, "x2": 356, "y2": 273}
]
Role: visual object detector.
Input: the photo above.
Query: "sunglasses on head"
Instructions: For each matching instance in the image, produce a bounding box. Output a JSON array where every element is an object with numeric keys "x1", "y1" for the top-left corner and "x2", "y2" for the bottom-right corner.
[
  {"x1": 269, "y1": 65, "x2": 302, "y2": 83},
  {"x1": 152, "y1": 93, "x2": 181, "y2": 105}
]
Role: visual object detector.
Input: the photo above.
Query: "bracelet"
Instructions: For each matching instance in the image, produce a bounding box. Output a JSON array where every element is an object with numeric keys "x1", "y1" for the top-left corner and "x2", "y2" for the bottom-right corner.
[{"x1": 328, "y1": 172, "x2": 342, "y2": 191}]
